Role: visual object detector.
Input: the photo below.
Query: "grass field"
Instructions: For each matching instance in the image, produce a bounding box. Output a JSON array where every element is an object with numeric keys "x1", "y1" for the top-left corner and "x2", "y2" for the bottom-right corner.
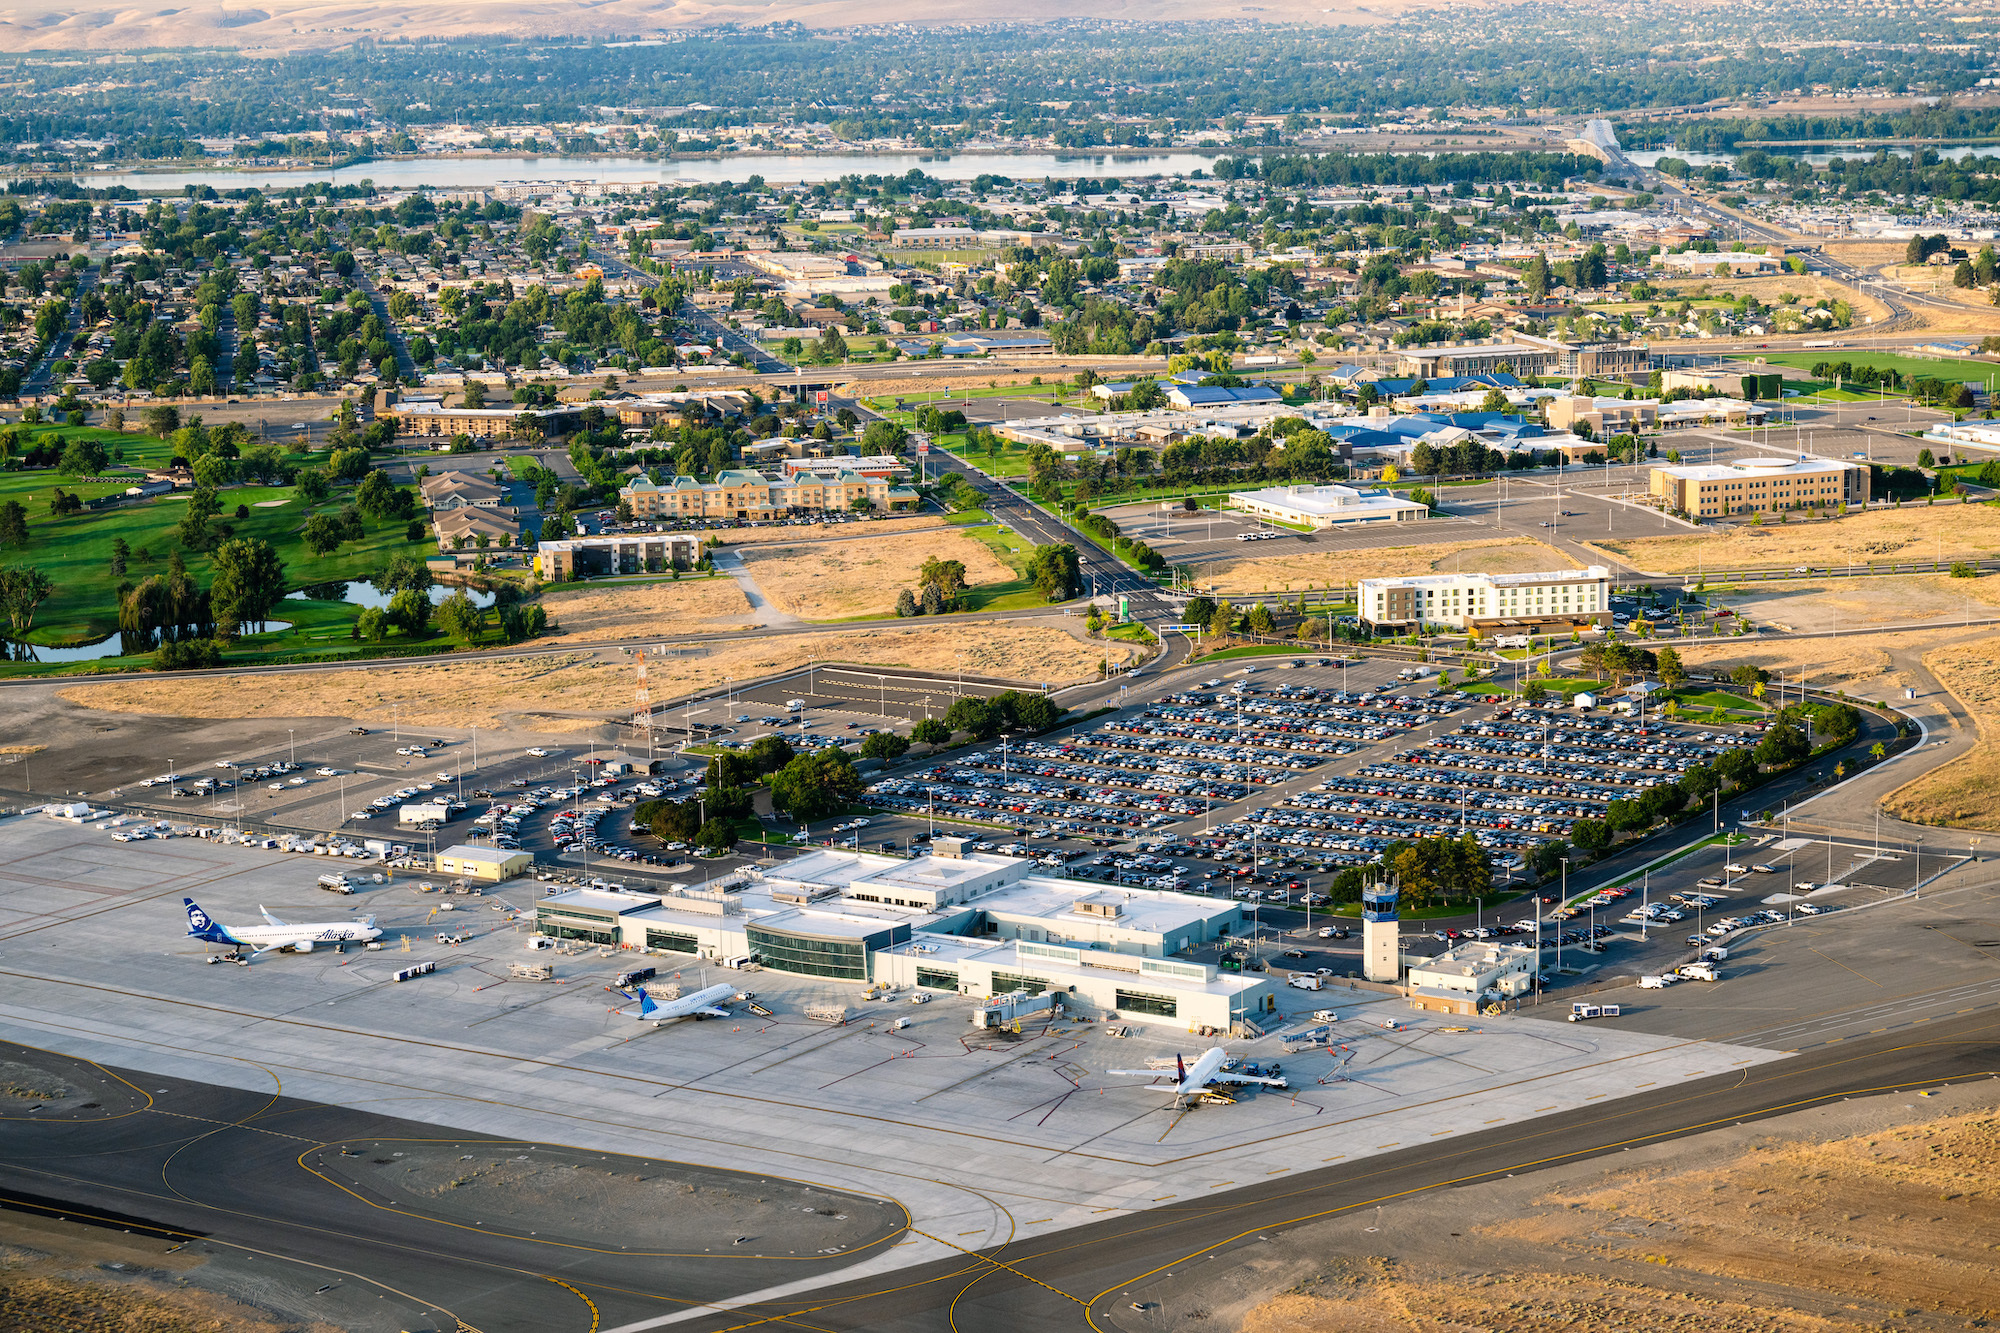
[
  {"x1": 1757, "y1": 350, "x2": 1997, "y2": 385},
  {"x1": 0, "y1": 424, "x2": 414, "y2": 645}
]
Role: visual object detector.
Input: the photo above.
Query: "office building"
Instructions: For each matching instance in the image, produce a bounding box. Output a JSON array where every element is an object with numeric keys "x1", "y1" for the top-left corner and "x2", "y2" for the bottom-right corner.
[
  {"x1": 1227, "y1": 483, "x2": 1430, "y2": 528},
  {"x1": 1648, "y1": 456, "x2": 1869, "y2": 518}
]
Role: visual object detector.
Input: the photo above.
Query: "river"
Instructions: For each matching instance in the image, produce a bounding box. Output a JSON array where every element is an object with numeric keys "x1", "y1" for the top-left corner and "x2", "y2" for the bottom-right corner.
[{"x1": 88, "y1": 151, "x2": 1222, "y2": 193}]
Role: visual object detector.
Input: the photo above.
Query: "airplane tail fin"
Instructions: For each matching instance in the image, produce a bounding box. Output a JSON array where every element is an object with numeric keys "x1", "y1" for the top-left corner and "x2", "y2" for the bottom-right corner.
[
  {"x1": 259, "y1": 905, "x2": 289, "y2": 927},
  {"x1": 634, "y1": 987, "x2": 657, "y2": 1017},
  {"x1": 184, "y1": 898, "x2": 225, "y2": 941},
  {"x1": 1176, "y1": 1052, "x2": 1187, "y2": 1083}
]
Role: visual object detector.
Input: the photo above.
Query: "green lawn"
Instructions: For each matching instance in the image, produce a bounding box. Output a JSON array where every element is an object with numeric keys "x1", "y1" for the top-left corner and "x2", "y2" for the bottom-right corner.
[
  {"x1": 0, "y1": 427, "x2": 432, "y2": 646},
  {"x1": 1757, "y1": 351, "x2": 1995, "y2": 386}
]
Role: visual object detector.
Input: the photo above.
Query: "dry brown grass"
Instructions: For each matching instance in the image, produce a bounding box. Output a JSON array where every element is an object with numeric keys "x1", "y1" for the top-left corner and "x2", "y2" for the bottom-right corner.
[
  {"x1": 1711, "y1": 573, "x2": 2000, "y2": 634},
  {"x1": 0, "y1": 744, "x2": 44, "y2": 755},
  {"x1": 1242, "y1": 1107, "x2": 2000, "y2": 1333},
  {"x1": 1592, "y1": 503, "x2": 2000, "y2": 575},
  {"x1": 1884, "y1": 633, "x2": 2000, "y2": 829},
  {"x1": 1199, "y1": 537, "x2": 1570, "y2": 595},
  {"x1": 741, "y1": 529, "x2": 1016, "y2": 619},
  {"x1": 59, "y1": 624, "x2": 1130, "y2": 732},
  {"x1": 711, "y1": 515, "x2": 948, "y2": 546},
  {"x1": 537, "y1": 578, "x2": 755, "y2": 644}
]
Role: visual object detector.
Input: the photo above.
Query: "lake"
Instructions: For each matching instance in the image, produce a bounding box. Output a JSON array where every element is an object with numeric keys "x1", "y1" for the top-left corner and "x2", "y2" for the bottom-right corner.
[
  {"x1": 12, "y1": 622, "x2": 294, "y2": 663},
  {"x1": 285, "y1": 581, "x2": 498, "y2": 611},
  {"x1": 90, "y1": 151, "x2": 1222, "y2": 193}
]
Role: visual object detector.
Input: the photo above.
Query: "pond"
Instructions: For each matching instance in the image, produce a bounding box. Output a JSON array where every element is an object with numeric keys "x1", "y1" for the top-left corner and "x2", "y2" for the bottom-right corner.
[
  {"x1": 286, "y1": 581, "x2": 497, "y2": 610},
  {"x1": 7, "y1": 622, "x2": 294, "y2": 663}
]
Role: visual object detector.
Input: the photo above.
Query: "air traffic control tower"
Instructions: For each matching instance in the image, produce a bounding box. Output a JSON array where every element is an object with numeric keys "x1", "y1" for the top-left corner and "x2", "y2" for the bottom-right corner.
[{"x1": 1362, "y1": 882, "x2": 1400, "y2": 983}]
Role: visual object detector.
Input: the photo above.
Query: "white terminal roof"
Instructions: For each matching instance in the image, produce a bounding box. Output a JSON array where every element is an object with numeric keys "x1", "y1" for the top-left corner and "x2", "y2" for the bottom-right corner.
[
  {"x1": 1233, "y1": 484, "x2": 1428, "y2": 518},
  {"x1": 1654, "y1": 455, "x2": 1853, "y2": 482}
]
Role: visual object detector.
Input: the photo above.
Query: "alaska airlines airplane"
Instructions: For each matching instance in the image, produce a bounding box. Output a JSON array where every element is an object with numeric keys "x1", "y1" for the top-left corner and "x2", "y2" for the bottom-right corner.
[
  {"x1": 1108, "y1": 1047, "x2": 1289, "y2": 1105},
  {"x1": 613, "y1": 983, "x2": 737, "y2": 1026},
  {"x1": 184, "y1": 898, "x2": 382, "y2": 958}
]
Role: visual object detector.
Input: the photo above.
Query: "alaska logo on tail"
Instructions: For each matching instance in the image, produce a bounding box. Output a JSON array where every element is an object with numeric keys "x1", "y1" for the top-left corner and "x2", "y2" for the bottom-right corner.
[{"x1": 185, "y1": 898, "x2": 233, "y2": 944}]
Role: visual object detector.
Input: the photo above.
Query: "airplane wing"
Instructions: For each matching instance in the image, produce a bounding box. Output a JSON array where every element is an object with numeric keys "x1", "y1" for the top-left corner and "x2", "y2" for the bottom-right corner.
[
  {"x1": 249, "y1": 940, "x2": 306, "y2": 957},
  {"x1": 1105, "y1": 1069, "x2": 1174, "y2": 1080},
  {"x1": 259, "y1": 906, "x2": 290, "y2": 927},
  {"x1": 694, "y1": 1006, "x2": 732, "y2": 1019}
]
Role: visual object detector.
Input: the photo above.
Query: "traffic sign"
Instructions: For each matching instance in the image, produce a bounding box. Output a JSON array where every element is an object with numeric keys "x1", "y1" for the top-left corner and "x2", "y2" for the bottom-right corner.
[
  {"x1": 917, "y1": 442, "x2": 930, "y2": 455},
  {"x1": 1162, "y1": 623, "x2": 1201, "y2": 633}
]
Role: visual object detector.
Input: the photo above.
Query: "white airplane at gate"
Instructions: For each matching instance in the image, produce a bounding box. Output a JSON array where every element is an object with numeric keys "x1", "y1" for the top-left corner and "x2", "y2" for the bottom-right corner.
[
  {"x1": 1108, "y1": 1047, "x2": 1288, "y2": 1105},
  {"x1": 614, "y1": 983, "x2": 737, "y2": 1026},
  {"x1": 184, "y1": 898, "x2": 382, "y2": 959}
]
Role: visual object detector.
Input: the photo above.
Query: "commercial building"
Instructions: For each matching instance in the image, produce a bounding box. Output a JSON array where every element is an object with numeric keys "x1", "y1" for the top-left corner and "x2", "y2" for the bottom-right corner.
[
  {"x1": 434, "y1": 845, "x2": 533, "y2": 882},
  {"x1": 1358, "y1": 565, "x2": 1613, "y2": 631},
  {"x1": 433, "y1": 507, "x2": 520, "y2": 551},
  {"x1": 779, "y1": 455, "x2": 910, "y2": 483},
  {"x1": 1395, "y1": 334, "x2": 1649, "y2": 382},
  {"x1": 535, "y1": 533, "x2": 702, "y2": 581},
  {"x1": 617, "y1": 469, "x2": 912, "y2": 522},
  {"x1": 1227, "y1": 483, "x2": 1430, "y2": 528},
  {"x1": 1406, "y1": 941, "x2": 1536, "y2": 1015},
  {"x1": 385, "y1": 402, "x2": 582, "y2": 440},
  {"x1": 528, "y1": 843, "x2": 1273, "y2": 1030},
  {"x1": 1648, "y1": 456, "x2": 1869, "y2": 519},
  {"x1": 420, "y1": 471, "x2": 506, "y2": 510}
]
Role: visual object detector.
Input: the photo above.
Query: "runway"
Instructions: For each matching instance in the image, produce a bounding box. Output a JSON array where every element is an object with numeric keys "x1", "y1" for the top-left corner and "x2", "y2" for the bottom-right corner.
[
  {"x1": 648, "y1": 1006, "x2": 2000, "y2": 1333},
  {"x1": 3, "y1": 1007, "x2": 1991, "y2": 1333}
]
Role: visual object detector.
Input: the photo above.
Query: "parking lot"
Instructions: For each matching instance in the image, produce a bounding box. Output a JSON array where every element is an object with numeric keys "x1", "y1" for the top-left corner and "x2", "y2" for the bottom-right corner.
[{"x1": 1097, "y1": 499, "x2": 1482, "y2": 566}]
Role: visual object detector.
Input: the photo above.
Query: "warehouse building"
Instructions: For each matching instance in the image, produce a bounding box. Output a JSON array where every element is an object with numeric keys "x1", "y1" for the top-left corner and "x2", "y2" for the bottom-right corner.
[
  {"x1": 1648, "y1": 456, "x2": 1869, "y2": 519},
  {"x1": 529, "y1": 842, "x2": 1270, "y2": 1029},
  {"x1": 1227, "y1": 483, "x2": 1430, "y2": 528},
  {"x1": 435, "y1": 845, "x2": 533, "y2": 882},
  {"x1": 1359, "y1": 565, "x2": 1613, "y2": 631}
]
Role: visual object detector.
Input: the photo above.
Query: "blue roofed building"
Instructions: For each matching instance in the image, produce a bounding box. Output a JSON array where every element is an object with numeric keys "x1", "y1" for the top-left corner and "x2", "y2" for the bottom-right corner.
[{"x1": 1167, "y1": 385, "x2": 1285, "y2": 409}]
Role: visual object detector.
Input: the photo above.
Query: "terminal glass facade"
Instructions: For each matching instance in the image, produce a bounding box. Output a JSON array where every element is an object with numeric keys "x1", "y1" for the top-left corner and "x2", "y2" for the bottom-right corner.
[
  {"x1": 916, "y1": 967, "x2": 960, "y2": 991},
  {"x1": 1114, "y1": 989, "x2": 1179, "y2": 1018},
  {"x1": 747, "y1": 925, "x2": 872, "y2": 980},
  {"x1": 645, "y1": 928, "x2": 700, "y2": 955},
  {"x1": 536, "y1": 908, "x2": 617, "y2": 945},
  {"x1": 990, "y1": 971, "x2": 1049, "y2": 996}
]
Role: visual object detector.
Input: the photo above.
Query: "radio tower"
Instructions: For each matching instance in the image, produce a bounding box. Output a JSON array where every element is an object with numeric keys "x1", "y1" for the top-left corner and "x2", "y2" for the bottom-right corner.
[{"x1": 634, "y1": 648, "x2": 653, "y2": 743}]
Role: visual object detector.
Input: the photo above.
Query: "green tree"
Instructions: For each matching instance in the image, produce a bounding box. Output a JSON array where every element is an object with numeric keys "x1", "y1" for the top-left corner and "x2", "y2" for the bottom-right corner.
[
  {"x1": 356, "y1": 607, "x2": 388, "y2": 641},
  {"x1": 208, "y1": 538, "x2": 286, "y2": 635},
  {"x1": 1245, "y1": 601, "x2": 1276, "y2": 636},
  {"x1": 768, "y1": 748, "x2": 864, "y2": 822},
  {"x1": 911, "y1": 717, "x2": 952, "y2": 746},
  {"x1": 1208, "y1": 599, "x2": 1236, "y2": 638},
  {"x1": 1570, "y1": 816, "x2": 1610, "y2": 853},
  {"x1": 745, "y1": 734, "x2": 796, "y2": 775},
  {"x1": 861, "y1": 730, "x2": 912, "y2": 761},
  {"x1": 1027, "y1": 543, "x2": 1082, "y2": 601},
  {"x1": 0, "y1": 501, "x2": 28, "y2": 550},
  {"x1": 57, "y1": 437, "x2": 108, "y2": 477},
  {"x1": 176, "y1": 488, "x2": 224, "y2": 552},
  {"x1": 945, "y1": 695, "x2": 1004, "y2": 739},
  {"x1": 435, "y1": 589, "x2": 486, "y2": 643},
  {"x1": 1656, "y1": 644, "x2": 1686, "y2": 688},
  {"x1": 0, "y1": 564, "x2": 54, "y2": 640}
]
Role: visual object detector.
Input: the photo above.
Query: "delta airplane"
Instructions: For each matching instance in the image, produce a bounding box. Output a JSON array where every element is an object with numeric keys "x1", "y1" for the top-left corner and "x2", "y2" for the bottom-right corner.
[
  {"x1": 184, "y1": 898, "x2": 382, "y2": 959},
  {"x1": 1108, "y1": 1047, "x2": 1289, "y2": 1106},
  {"x1": 613, "y1": 983, "x2": 737, "y2": 1026}
]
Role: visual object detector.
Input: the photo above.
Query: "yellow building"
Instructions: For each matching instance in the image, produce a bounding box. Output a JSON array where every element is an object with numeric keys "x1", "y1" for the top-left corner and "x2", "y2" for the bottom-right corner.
[
  {"x1": 435, "y1": 846, "x2": 533, "y2": 882},
  {"x1": 1649, "y1": 456, "x2": 1869, "y2": 519}
]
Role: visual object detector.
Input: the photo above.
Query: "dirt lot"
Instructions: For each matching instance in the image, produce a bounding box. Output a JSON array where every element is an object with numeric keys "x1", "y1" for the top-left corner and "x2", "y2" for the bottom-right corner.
[
  {"x1": 334, "y1": 1142, "x2": 889, "y2": 1255},
  {"x1": 1204, "y1": 537, "x2": 1571, "y2": 595},
  {"x1": 57, "y1": 623, "x2": 1132, "y2": 732},
  {"x1": 1711, "y1": 572, "x2": 2000, "y2": 634},
  {"x1": 1169, "y1": 1083, "x2": 2000, "y2": 1333},
  {"x1": 1592, "y1": 503, "x2": 2000, "y2": 574},
  {"x1": 537, "y1": 577, "x2": 756, "y2": 643},
  {"x1": 709, "y1": 515, "x2": 948, "y2": 546},
  {"x1": 1885, "y1": 633, "x2": 2000, "y2": 829},
  {"x1": 741, "y1": 528, "x2": 1016, "y2": 619},
  {"x1": 0, "y1": 1211, "x2": 338, "y2": 1333}
]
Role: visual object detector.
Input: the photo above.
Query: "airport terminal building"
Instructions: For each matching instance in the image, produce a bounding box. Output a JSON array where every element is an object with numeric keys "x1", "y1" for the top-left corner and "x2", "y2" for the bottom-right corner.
[{"x1": 532, "y1": 842, "x2": 1274, "y2": 1030}]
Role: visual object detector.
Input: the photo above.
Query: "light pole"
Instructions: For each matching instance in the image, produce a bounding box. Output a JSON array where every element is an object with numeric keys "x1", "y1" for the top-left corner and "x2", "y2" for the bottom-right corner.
[
  {"x1": 288, "y1": 729, "x2": 295, "y2": 766},
  {"x1": 1914, "y1": 834, "x2": 1923, "y2": 899},
  {"x1": 1556, "y1": 856, "x2": 1568, "y2": 977}
]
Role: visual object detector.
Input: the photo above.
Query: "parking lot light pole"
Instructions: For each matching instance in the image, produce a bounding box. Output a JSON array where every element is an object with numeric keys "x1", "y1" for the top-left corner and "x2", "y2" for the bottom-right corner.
[
  {"x1": 1914, "y1": 834, "x2": 1923, "y2": 899},
  {"x1": 288, "y1": 730, "x2": 295, "y2": 766},
  {"x1": 1557, "y1": 857, "x2": 1568, "y2": 975}
]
